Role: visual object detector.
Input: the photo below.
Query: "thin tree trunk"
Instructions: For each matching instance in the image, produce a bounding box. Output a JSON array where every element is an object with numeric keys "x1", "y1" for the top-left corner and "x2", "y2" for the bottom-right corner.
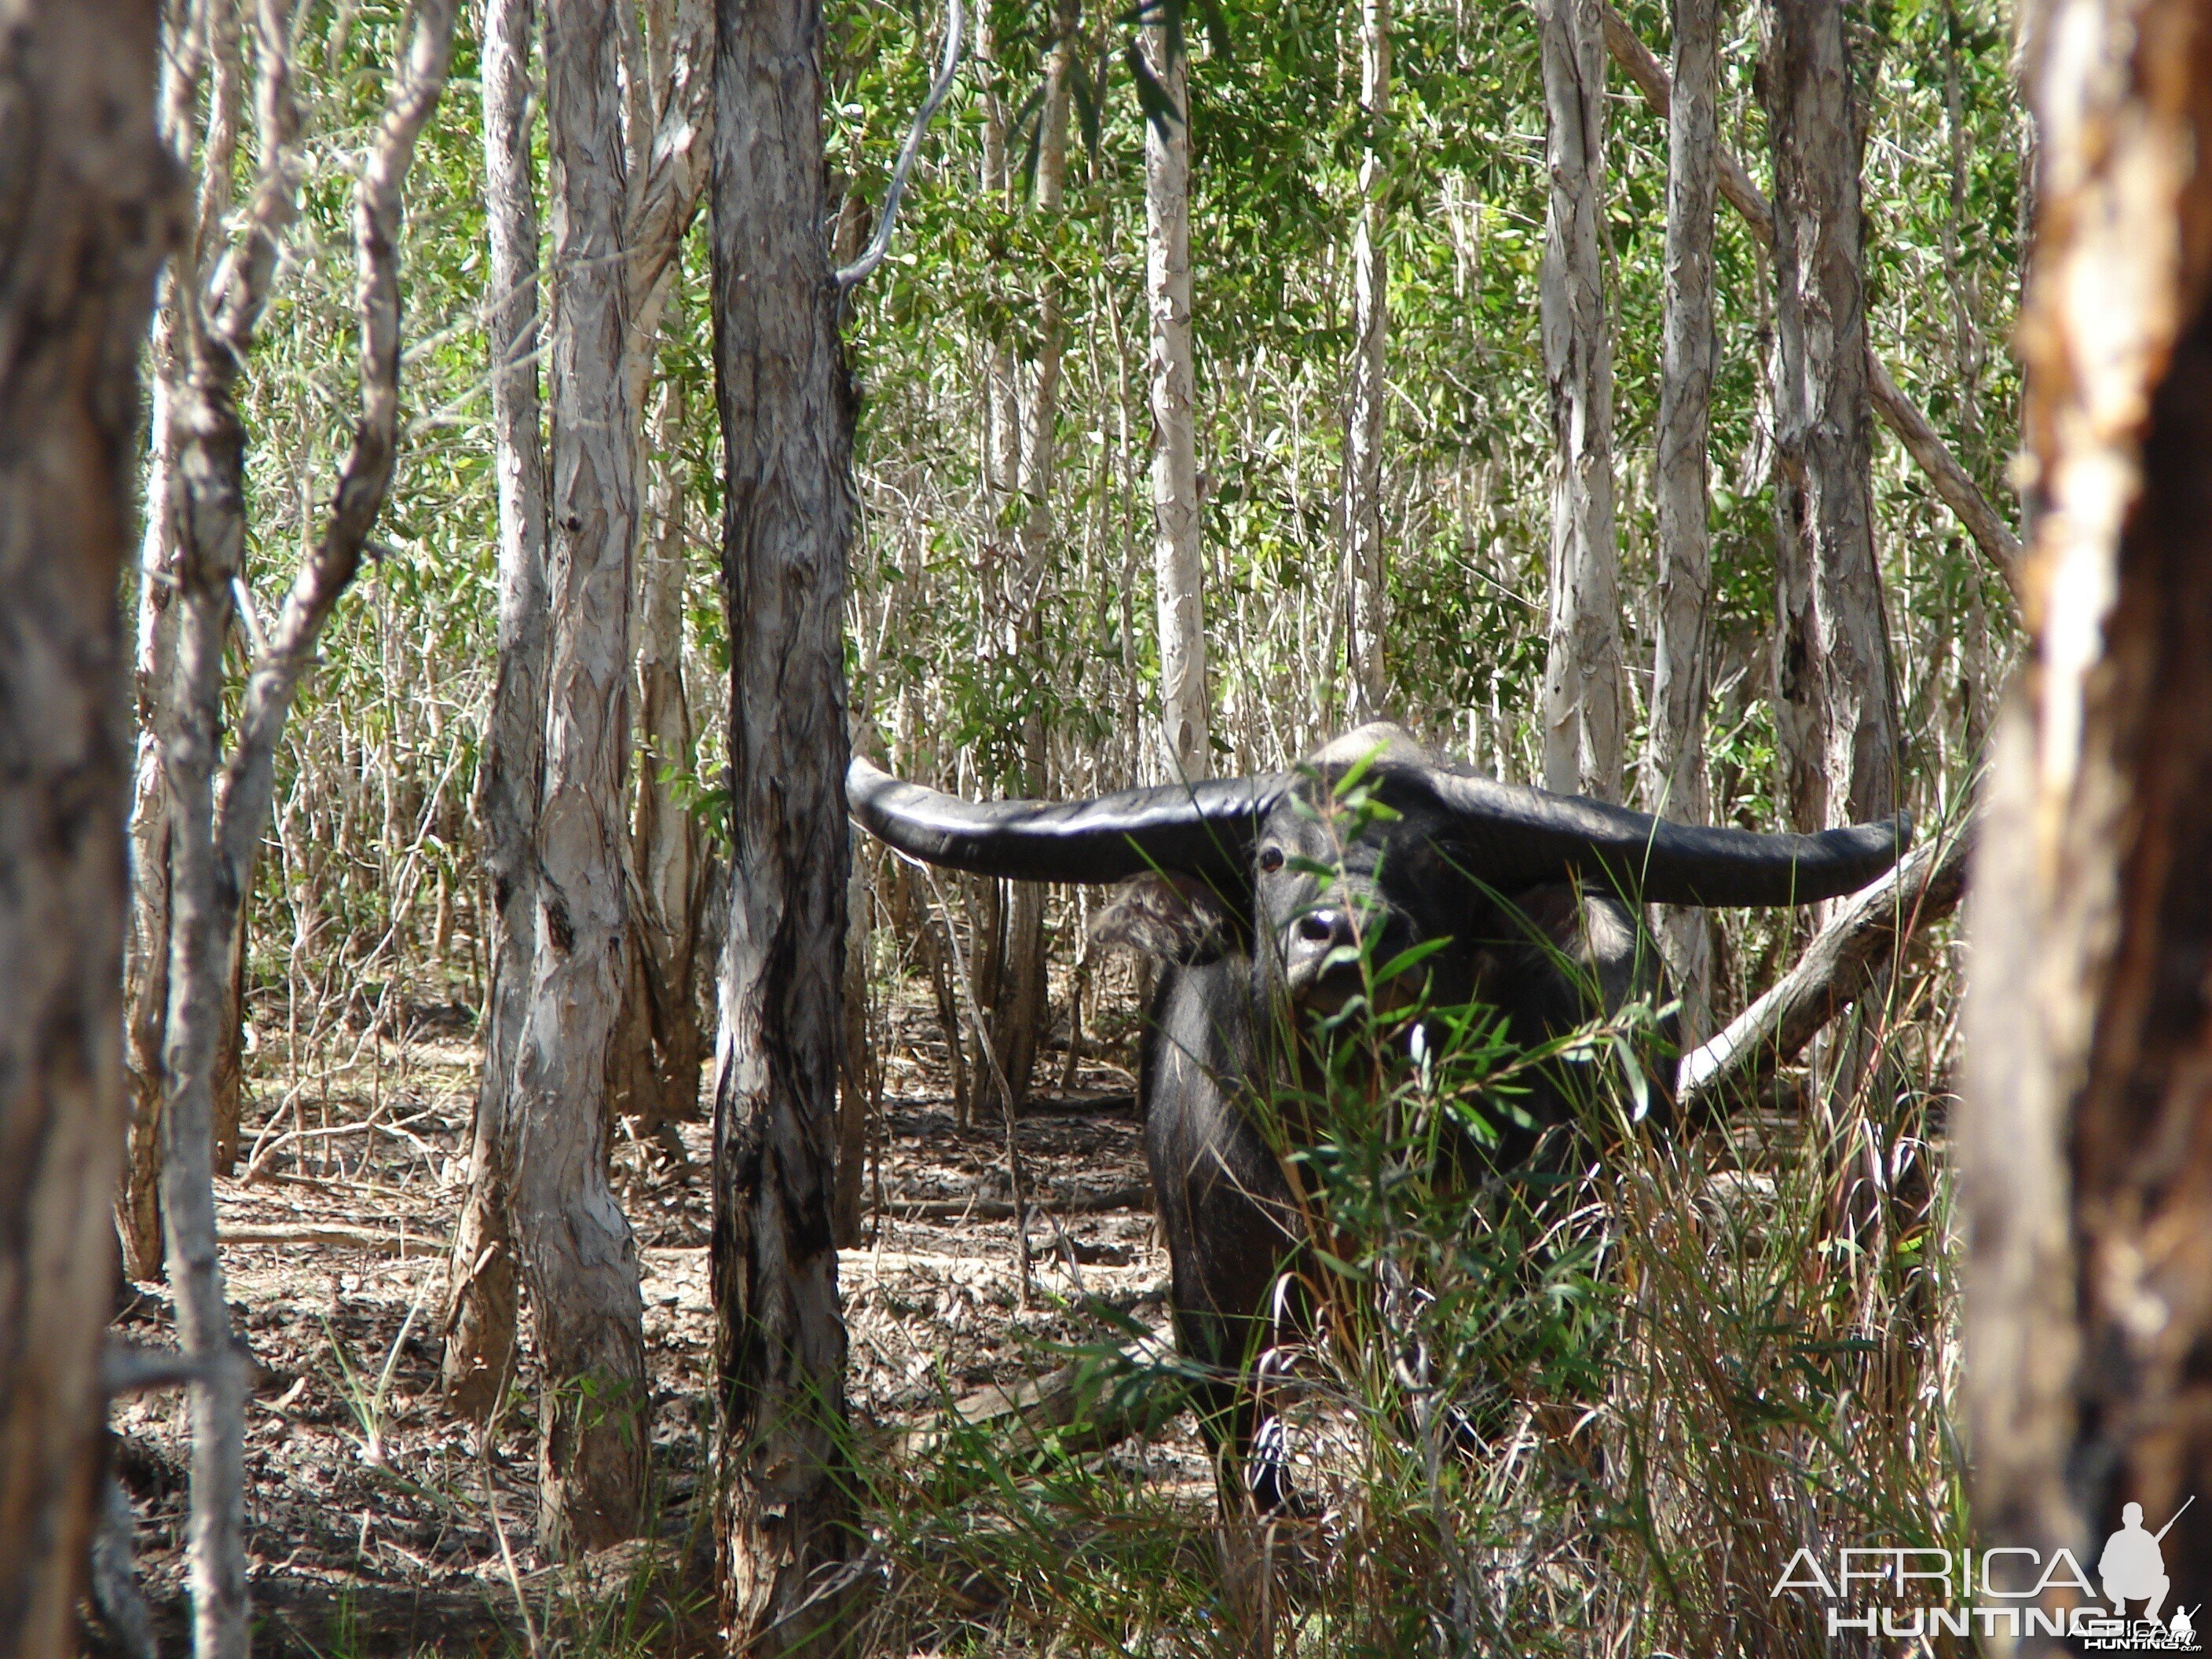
[
  {"x1": 1142, "y1": 23, "x2": 1210, "y2": 783},
  {"x1": 989, "y1": 2, "x2": 1079, "y2": 1109},
  {"x1": 1536, "y1": 0, "x2": 1623, "y2": 803},
  {"x1": 504, "y1": 0, "x2": 649, "y2": 1553},
  {"x1": 1020, "y1": 0, "x2": 1082, "y2": 555},
  {"x1": 890, "y1": 854, "x2": 969, "y2": 1120},
  {"x1": 1939, "y1": 0, "x2": 1994, "y2": 763},
  {"x1": 963, "y1": 9, "x2": 1026, "y2": 1112},
  {"x1": 123, "y1": 448, "x2": 178, "y2": 1277},
  {"x1": 152, "y1": 9, "x2": 309, "y2": 1654},
  {"x1": 1763, "y1": 0, "x2": 1895, "y2": 834},
  {"x1": 835, "y1": 832, "x2": 874, "y2": 1246},
  {"x1": 1964, "y1": 0, "x2": 2212, "y2": 1639},
  {"x1": 156, "y1": 9, "x2": 457, "y2": 1653},
  {"x1": 211, "y1": 904, "x2": 247, "y2": 1172},
  {"x1": 130, "y1": 0, "x2": 325, "y2": 1226},
  {"x1": 120, "y1": 0, "x2": 246, "y2": 1287},
  {"x1": 609, "y1": 0, "x2": 712, "y2": 1141},
  {"x1": 1643, "y1": 0, "x2": 1717, "y2": 1042},
  {"x1": 979, "y1": 9, "x2": 1018, "y2": 503},
  {"x1": 121, "y1": 763, "x2": 172, "y2": 1280},
  {"x1": 452, "y1": 0, "x2": 708, "y2": 1417},
  {"x1": 711, "y1": 0, "x2": 858, "y2": 1646},
  {"x1": 157, "y1": 419, "x2": 254, "y2": 1659},
  {"x1": 0, "y1": 5, "x2": 167, "y2": 1652},
  {"x1": 984, "y1": 722, "x2": 1051, "y2": 1112},
  {"x1": 963, "y1": 867, "x2": 1006, "y2": 1116},
  {"x1": 611, "y1": 382, "x2": 709, "y2": 1141},
  {"x1": 443, "y1": 0, "x2": 544, "y2": 1420},
  {"x1": 1342, "y1": 0, "x2": 1390, "y2": 723}
]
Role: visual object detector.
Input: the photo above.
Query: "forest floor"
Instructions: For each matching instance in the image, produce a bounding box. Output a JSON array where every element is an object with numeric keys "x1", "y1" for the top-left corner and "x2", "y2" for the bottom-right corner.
[{"x1": 105, "y1": 990, "x2": 1211, "y2": 1657}]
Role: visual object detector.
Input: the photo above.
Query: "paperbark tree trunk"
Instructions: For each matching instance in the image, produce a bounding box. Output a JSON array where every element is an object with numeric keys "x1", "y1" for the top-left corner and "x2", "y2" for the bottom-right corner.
[
  {"x1": 442, "y1": 0, "x2": 544, "y2": 1421},
  {"x1": 609, "y1": 0, "x2": 712, "y2": 1142},
  {"x1": 1142, "y1": 22, "x2": 1210, "y2": 784},
  {"x1": 1536, "y1": 0, "x2": 1623, "y2": 804},
  {"x1": 979, "y1": 9, "x2": 1019, "y2": 504},
  {"x1": 710, "y1": 0, "x2": 858, "y2": 1646},
  {"x1": 1342, "y1": 0, "x2": 1391, "y2": 723},
  {"x1": 983, "y1": 8, "x2": 1080, "y2": 1116},
  {"x1": 1963, "y1": 0, "x2": 2212, "y2": 1640},
  {"x1": 156, "y1": 386, "x2": 255, "y2": 1659},
  {"x1": 982, "y1": 723, "x2": 1050, "y2": 1115},
  {"x1": 156, "y1": 7, "x2": 456, "y2": 1652},
  {"x1": 834, "y1": 829, "x2": 874, "y2": 1246},
  {"x1": 1762, "y1": 0, "x2": 1895, "y2": 833},
  {"x1": 1642, "y1": 0, "x2": 1717, "y2": 1043},
  {"x1": 120, "y1": 0, "x2": 248, "y2": 1284},
  {"x1": 448, "y1": 0, "x2": 707, "y2": 1424},
  {"x1": 501, "y1": 0, "x2": 649, "y2": 1553},
  {"x1": 122, "y1": 411, "x2": 178, "y2": 1280},
  {"x1": 610, "y1": 376, "x2": 710, "y2": 1141},
  {"x1": 1020, "y1": 0, "x2": 1081, "y2": 555},
  {"x1": 0, "y1": 6, "x2": 167, "y2": 1653}
]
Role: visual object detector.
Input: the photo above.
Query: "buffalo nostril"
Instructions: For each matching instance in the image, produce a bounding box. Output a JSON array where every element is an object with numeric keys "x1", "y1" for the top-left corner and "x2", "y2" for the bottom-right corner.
[{"x1": 1297, "y1": 913, "x2": 1338, "y2": 944}]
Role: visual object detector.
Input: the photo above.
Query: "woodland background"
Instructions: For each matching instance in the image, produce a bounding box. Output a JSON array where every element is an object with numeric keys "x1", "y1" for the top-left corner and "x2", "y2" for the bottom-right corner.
[{"x1": 247, "y1": 0, "x2": 2016, "y2": 1016}]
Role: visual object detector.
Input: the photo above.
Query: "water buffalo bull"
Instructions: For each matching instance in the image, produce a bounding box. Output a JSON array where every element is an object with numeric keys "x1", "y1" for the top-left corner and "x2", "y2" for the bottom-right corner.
[{"x1": 849, "y1": 723, "x2": 1907, "y2": 1503}]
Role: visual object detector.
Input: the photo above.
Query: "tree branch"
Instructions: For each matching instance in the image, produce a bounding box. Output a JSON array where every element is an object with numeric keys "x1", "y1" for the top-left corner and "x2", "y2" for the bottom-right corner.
[
  {"x1": 214, "y1": 0, "x2": 459, "y2": 923},
  {"x1": 1595, "y1": 0, "x2": 2022, "y2": 582},
  {"x1": 894, "y1": 1328, "x2": 1183, "y2": 1481},
  {"x1": 1676, "y1": 819, "x2": 1975, "y2": 1111},
  {"x1": 837, "y1": 0, "x2": 966, "y2": 291},
  {"x1": 622, "y1": 0, "x2": 712, "y2": 316},
  {"x1": 207, "y1": 0, "x2": 305, "y2": 357}
]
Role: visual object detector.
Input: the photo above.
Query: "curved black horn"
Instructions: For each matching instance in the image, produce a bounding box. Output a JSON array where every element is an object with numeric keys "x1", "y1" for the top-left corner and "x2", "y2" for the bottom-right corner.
[
  {"x1": 848, "y1": 757, "x2": 1281, "y2": 885},
  {"x1": 1417, "y1": 767, "x2": 1909, "y2": 907}
]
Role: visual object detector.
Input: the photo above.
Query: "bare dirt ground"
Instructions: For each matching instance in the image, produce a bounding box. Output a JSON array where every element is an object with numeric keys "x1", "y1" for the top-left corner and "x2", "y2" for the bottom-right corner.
[{"x1": 104, "y1": 994, "x2": 1213, "y2": 1656}]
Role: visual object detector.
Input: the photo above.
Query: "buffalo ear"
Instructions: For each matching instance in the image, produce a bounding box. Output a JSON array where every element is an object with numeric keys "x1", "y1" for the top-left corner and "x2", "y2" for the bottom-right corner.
[{"x1": 1090, "y1": 872, "x2": 1238, "y2": 964}]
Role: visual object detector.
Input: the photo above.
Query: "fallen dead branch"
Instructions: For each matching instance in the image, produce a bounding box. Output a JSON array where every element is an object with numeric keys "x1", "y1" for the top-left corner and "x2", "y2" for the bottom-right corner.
[
  {"x1": 104, "y1": 1341, "x2": 208, "y2": 1397},
  {"x1": 1677, "y1": 820, "x2": 1975, "y2": 1111},
  {"x1": 884, "y1": 1181, "x2": 1152, "y2": 1221},
  {"x1": 240, "y1": 1104, "x2": 445, "y2": 1184},
  {"x1": 1016, "y1": 1091, "x2": 1137, "y2": 1118},
  {"x1": 894, "y1": 1324, "x2": 1184, "y2": 1475},
  {"x1": 219, "y1": 1223, "x2": 440, "y2": 1256}
]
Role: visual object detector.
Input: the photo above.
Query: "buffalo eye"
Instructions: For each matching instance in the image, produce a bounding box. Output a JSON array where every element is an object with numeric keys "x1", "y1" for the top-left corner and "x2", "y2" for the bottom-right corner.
[{"x1": 1258, "y1": 845, "x2": 1284, "y2": 873}]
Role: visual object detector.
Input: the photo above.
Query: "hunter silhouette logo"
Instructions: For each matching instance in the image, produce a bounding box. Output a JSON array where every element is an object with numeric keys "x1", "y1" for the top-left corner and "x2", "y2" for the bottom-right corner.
[{"x1": 2101, "y1": 1498, "x2": 2188, "y2": 1625}]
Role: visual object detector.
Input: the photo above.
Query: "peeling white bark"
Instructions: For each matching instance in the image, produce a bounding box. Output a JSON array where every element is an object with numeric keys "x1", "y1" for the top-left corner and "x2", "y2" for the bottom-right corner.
[
  {"x1": 501, "y1": 0, "x2": 650, "y2": 1552},
  {"x1": 1536, "y1": 0, "x2": 1622, "y2": 804},
  {"x1": 1142, "y1": 24, "x2": 1210, "y2": 783},
  {"x1": 1965, "y1": 0, "x2": 2212, "y2": 1617},
  {"x1": 1764, "y1": 0, "x2": 1896, "y2": 832},
  {"x1": 1643, "y1": 0, "x2": 1717, "y2": 1039},
  {"x1": 1342, "y1": 0, "x2": 1391, "y2": 723},
  {"x1": 442, "y1": 0, "x2": 544, "y2": 1420}
]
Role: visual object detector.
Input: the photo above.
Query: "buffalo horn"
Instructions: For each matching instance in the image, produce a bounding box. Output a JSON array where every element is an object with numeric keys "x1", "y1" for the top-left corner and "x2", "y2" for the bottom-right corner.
[
  {"x1": 1419, "y1": 766, "x2": 1909, "y2": 907},
  {"x1": 848, "y1": 757, "x2": 1280, "y2": 885}
]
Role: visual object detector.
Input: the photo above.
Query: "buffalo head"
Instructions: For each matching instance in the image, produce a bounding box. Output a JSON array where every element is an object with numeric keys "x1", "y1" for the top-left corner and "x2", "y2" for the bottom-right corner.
[{"x1": 849, "y1": 720, "x2": 1908, "y2": 1024}]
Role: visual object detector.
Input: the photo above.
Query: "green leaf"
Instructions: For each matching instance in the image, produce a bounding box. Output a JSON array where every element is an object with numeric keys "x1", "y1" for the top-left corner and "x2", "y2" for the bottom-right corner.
[{"x1": 1375, "y1": 936, "x2": 1452, "y2": 982}]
